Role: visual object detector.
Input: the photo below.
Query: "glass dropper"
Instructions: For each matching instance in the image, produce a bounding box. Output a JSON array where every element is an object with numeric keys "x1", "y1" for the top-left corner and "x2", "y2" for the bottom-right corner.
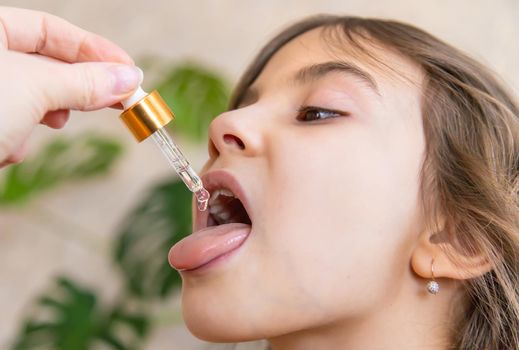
[{"x1": 120, "y1": 87, "x2": 210, "y2": 211}]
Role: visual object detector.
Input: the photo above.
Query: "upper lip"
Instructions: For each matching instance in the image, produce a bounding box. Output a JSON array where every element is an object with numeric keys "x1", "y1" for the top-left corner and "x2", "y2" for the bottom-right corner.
[{"x1": 194, "y1": 169, "x2": 252, "y2": 232}]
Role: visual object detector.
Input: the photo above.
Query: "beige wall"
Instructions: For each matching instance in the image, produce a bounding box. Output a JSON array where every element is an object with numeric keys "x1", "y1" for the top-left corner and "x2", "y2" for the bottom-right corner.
[{"x1": 0, "y1": 1, "x2": 518, "y2": 349}]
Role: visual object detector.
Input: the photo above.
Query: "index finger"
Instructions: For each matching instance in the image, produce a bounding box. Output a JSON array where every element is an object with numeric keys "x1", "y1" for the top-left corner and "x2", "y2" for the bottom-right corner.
[{"x1": 0, "y1": 6, "x2": 133, "y2": 64}]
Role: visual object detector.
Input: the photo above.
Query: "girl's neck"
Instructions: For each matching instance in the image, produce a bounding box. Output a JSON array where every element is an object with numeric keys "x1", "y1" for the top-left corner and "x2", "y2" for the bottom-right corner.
[{"x1": 268, "y1": 282, "x2": 459, "y2": 350}]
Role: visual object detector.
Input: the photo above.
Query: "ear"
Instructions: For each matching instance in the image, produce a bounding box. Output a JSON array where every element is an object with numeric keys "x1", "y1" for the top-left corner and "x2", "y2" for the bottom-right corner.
[{"x1": 411, "y1": 225, "x2": 492, "y2": 281}]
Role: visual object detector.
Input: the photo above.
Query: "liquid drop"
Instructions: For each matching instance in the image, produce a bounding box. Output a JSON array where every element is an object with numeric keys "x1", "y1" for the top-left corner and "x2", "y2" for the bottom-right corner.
[{"x1": 195, "y1": 188, "x2": 210, "y2": 211}]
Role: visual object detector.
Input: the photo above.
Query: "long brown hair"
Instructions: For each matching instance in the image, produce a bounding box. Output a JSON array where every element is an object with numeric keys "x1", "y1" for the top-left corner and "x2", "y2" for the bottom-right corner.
[{"x1": 229, "y1": 15, "x2": 519, "y2": 349}]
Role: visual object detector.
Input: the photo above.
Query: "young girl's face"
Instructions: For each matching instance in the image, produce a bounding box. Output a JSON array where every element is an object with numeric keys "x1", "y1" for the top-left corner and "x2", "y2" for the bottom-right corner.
[{"x1": 171, "y1": 28, "x2": 427, "y2": 342}]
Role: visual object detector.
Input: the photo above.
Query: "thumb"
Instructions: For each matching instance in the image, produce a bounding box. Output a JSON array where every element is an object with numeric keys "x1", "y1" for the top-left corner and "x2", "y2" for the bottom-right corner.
[{"x1": 42, "y1": 61, "x2": 143, "y2": 111}]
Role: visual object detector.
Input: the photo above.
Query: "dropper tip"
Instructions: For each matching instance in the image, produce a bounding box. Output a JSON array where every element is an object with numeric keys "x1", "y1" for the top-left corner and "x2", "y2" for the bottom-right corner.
[{"x1": 195, "y1": 188, "x2": 210, "y2": 211}]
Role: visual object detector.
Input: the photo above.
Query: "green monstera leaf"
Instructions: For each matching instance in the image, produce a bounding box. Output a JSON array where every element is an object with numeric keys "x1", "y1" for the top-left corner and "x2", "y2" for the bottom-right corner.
[
  {"x1": 156, "y1": 63, "x2": 230, "y2": 141},
  {"x1": 0, "y1": 134, "x2": 123, "y2": 205},
  {"x1": 11, "y1": 277, "x2": 149, "y2": 350},
  {"x1": 114, "y1": 179, "x2": 193, "y2": 299}
]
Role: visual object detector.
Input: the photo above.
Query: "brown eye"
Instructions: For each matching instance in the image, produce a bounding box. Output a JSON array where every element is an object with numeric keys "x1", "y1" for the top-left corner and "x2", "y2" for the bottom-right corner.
[{"x1": 296, "y1": 106, "x2": 347, "y2": 122}]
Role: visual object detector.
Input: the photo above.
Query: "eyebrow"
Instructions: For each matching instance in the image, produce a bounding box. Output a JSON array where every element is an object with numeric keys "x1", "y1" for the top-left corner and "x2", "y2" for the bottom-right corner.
[
  {"x1": 293, "y1": 61, "x2": 380, "y2": 96},
  {"x1": 237, "y1": 60, "x2": 380, "y2": 108}
]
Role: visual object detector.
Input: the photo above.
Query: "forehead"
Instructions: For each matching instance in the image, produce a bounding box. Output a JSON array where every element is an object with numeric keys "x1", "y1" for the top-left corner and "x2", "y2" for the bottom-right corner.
[{"x1": 251, "y1": 27, "x2": 423, "y2": 99}]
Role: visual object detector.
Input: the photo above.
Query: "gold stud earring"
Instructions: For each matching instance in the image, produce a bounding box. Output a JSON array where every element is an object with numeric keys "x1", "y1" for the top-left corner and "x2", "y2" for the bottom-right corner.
[{"x1": 426, "y1": 258, "x2": 440, "y2": 295}]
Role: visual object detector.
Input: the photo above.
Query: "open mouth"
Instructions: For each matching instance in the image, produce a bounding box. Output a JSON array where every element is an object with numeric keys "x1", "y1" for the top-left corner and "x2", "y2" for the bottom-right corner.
[
  {"x1": 169, "y1": 170, "x2": 253, "y2": 272},
  {"x1": 207, "y1": 188, "x2": 252, "y2": 227},
  {"x1": 194, "y1": 170, "x2": 253, "y2": 232}
]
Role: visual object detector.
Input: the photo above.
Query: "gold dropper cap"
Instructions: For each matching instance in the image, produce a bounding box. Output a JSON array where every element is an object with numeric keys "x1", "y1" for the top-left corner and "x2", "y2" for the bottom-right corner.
[{"x1": 120, "y1": 90, "x2": 175, "y2": 142}]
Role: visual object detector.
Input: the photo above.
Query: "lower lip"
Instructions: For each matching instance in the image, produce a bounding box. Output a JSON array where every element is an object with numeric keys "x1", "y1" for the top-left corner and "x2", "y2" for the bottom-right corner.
[{"x1": 168, "y1": 223, "x2": 251, "y2": 273}]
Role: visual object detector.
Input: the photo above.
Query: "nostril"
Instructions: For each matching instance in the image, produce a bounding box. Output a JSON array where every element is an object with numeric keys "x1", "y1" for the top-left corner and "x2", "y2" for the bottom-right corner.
[{"x1": 223, "y1": 134, "x2": 245, "y2": 150}]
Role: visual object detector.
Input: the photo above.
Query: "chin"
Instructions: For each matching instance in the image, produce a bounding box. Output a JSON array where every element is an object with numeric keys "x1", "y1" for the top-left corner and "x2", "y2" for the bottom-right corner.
[
  {"x1": 183, "y1": 312, "x2": 263, "y2": 343},
  {"x1": 180, "y1": 290, "x2": 264, "y2": 343},
  {"x1": 181, "y1": 289, "x2": 319, "y2": 345}
]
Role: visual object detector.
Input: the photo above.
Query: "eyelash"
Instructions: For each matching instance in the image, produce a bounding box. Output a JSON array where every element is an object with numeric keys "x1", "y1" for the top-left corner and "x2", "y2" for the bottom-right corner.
[{"x1": 296, "y1": 106, "x2": 349, "y2": 122}]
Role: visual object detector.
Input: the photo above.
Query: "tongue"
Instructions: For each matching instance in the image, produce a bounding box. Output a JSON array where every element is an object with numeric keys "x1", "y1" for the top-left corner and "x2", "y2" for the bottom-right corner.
[{"x1": 169, "y1": 223, "x2": 251, "y2": 271}]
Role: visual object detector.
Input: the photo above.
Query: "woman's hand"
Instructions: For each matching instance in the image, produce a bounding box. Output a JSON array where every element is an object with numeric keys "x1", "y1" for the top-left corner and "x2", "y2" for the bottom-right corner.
[{"x1": 0, "y1": 6, "x2": 142, "y2": 167}]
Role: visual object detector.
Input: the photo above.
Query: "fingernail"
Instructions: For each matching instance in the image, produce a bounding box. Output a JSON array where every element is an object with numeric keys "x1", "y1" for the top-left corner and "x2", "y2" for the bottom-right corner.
[{"x1": 110, "y1": 65, "x2": 143, "y2": 95}]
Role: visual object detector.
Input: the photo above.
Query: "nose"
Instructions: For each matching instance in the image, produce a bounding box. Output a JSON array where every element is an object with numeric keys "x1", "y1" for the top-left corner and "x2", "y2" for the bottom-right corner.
[{"x1": 207, "y1": 107, "x2": 264, "y2": 159}]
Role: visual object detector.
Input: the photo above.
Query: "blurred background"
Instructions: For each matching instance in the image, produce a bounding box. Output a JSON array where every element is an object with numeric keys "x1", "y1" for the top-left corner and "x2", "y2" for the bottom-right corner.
[{"x1": 0, "y1": 0, "x2": 517, "y2": 349}]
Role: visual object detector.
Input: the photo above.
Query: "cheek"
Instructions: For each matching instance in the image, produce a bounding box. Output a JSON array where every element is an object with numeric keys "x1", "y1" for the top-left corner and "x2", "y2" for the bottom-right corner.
[{"x1": 263, "y1": 123, "x2": 424, "y2": 313}]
